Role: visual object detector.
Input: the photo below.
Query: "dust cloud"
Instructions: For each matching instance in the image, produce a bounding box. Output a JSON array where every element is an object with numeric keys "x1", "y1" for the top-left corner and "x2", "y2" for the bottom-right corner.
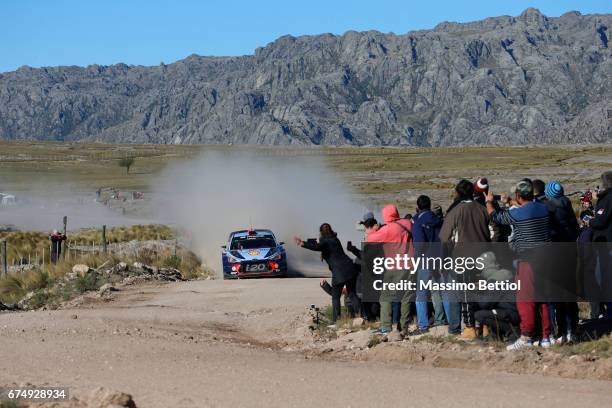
[
  {"x1": 154, "y1": 151, "x2": 369, "y2": 276},
  {"x1": 0, "y1": 180, "x2": 148, "y2": 232}
]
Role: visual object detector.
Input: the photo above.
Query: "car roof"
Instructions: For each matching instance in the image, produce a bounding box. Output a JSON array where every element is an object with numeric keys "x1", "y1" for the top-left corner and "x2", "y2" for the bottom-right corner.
[{"x1": 230, "y1": 229, "x2": 275, "y2": 240}]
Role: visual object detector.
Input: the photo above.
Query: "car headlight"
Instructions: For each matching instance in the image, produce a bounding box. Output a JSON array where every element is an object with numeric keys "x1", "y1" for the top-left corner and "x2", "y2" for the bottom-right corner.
[
  {"x1": 267, "y1": 251, "x2": 282, "y2": 260},
  {"x1": 226, "y1": 255, "x2": 243, "y2": 263}
]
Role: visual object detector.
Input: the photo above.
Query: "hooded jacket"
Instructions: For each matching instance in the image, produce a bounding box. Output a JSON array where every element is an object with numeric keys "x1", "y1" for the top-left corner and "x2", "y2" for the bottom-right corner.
[
  {"x1": 367, "y1": 204, "x2": 414, "y2": 268},
  {"x1": 546, "y1": 195, "x2": 579, "y2": 242},
  {"x1": 591, "y1": 189, "x2": 612, "y2": 242},
  {"x1": 367, "y1": 204, "x2": 413, "y2": 244}
]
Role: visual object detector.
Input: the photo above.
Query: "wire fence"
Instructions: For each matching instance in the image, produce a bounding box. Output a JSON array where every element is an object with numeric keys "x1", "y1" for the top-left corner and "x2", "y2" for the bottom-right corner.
[{"x1": 0, "y1": 231, "x2": 180, "y2": 276}]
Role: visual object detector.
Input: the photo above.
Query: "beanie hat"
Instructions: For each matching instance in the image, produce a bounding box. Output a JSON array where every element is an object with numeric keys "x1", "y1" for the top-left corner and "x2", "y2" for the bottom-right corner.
[
  {"x1": 474, "y1": 177, "x2": 489, "y2": 194},
  {"x1": 545, "y1": 181, "x2": 564, "y2": 199}
]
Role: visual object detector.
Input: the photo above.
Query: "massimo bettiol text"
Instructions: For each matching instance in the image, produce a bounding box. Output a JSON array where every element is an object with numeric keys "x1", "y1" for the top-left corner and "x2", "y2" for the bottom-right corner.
[{"x1": 370, "y1": 254, "x2": 520, "y2": 292}]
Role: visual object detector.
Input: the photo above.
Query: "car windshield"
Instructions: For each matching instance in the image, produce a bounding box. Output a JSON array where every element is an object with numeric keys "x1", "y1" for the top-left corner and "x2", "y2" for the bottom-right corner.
[{"x1": 231, "y1": 237, "x2": 276, "y2": 250}]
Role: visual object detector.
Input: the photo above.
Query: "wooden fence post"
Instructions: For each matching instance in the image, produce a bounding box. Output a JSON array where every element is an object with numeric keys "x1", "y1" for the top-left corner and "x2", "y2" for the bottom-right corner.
[
  {"x1": 62, "y1": 215, "x2": 68, "y2": 259},
  {"x1": 102, "y1": 225, "x2": 107, "y2": 254},
  {"x1": 1, "y1": 240, "x2": 7, "y2": 275}
]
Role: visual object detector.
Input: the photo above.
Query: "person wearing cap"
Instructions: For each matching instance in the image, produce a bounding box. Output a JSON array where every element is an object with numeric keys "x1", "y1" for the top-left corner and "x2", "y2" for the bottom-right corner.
[
  {"x1": 474, "y1": 176, "x2": 511, "y2": 242},
  {"x1": 440, "y1": 179, "x2": 490, "y2": 338},
  {"x1": 347, "y1": 212, "x2": 381, "y2": 259},
  {"x1": 543, "y1": 180, "x2": 580, "y2": 343},
  {"x1": 486, "y1": 179, "x2": 552, "y2": 350},
  {"x1": 347, "y1": 212, "x2": 380, "y2": 322},
  {"x1": 49, "y1": 229, "x2": 67, "y2": 264},
  {"x1": 544, "y1": 181, "x2": 579, "y2": 242},
  {"x1": 473, "y1": 177, "x2": 489, "y2": 206}
]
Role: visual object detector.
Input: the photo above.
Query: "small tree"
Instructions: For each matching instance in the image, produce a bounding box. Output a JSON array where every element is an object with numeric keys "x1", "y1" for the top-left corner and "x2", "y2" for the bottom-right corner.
[{"x1": 119, "y1": 157, "x2": 135, "y2": 174}]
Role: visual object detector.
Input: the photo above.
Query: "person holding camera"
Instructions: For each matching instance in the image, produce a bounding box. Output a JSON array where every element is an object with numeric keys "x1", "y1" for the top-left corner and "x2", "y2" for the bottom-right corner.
[
  {"x1": 486, "y1": 179, "x2": 552, "y2": 350},
  {"x1": 295, "y1": 223, "x2": 360, "y2": 326}
]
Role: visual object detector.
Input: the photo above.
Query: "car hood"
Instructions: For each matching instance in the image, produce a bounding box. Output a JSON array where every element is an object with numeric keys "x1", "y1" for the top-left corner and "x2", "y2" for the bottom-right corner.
[{"x1": 230, "y1": 248, "x2": 276, "y2": 260}]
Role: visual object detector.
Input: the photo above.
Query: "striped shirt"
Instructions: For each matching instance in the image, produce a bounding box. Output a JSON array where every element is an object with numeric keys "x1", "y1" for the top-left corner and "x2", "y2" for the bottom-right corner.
[{"x1": 491, "y1": 201, "x2": 551, "y2": 253}]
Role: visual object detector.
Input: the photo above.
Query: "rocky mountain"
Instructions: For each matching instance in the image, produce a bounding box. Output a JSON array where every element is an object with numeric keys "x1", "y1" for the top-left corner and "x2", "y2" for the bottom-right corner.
[{"x1": 0, "y1": 8, "x2": 610, "y2": 146}]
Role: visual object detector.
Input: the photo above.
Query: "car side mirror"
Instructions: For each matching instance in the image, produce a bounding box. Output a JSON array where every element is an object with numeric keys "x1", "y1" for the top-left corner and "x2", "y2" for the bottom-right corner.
[
  {"x1": 279, "y1": 241, "x2": 285, "y2": 245},
  {"x1": 221, "y1": 245, "x2": 226, "y2": 249}
]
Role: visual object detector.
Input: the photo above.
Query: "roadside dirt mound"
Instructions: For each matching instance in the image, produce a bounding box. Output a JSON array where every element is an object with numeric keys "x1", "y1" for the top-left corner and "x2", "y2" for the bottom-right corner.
[
  {"x1": 298, "y1": 324, "x2": 612, "y2": 381},
  {"x1": 359, "y1": 339, "x2": 612, "y2": 381}
]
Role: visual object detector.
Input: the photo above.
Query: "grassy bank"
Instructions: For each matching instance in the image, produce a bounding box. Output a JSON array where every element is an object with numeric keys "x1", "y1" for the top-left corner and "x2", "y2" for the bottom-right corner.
[
  {"x1": 0, "y1": 224, "x2": 175, "y2": 265},
  {"x1": 0, "y1": 249, "x2": 207, "y2": 307}
]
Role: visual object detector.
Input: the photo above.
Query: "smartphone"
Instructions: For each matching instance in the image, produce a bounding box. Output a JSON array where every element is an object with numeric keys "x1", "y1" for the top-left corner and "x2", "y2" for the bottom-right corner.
[{"x1": 493, "y1": 194, "x2": 501, "y2": 201}]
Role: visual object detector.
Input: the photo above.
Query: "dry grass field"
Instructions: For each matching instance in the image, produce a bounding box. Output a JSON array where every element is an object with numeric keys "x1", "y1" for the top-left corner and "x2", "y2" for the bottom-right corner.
[{"x1": 2, "y1": 141, "x2": 609, "y2": 197}]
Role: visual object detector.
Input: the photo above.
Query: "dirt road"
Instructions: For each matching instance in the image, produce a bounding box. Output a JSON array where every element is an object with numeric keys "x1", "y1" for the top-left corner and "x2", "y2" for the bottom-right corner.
[{"x1": 1, "y1": 278, "x2": 611, "y2": 407}]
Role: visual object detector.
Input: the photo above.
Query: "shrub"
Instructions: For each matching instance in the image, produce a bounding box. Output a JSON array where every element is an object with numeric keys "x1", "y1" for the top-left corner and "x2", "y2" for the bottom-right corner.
[
  {"x1": 163, "y1": 255, "x2": 182, "y2": 269},
  {"x1": 0, "y1": 275, "x2": 25, "y2": 304},
  {"x1": 118, "y1": 156, "x2": 135, "y2": 173},
  {"x1": 28, "y1": 289, "x2": 50, "y2": 309},
  {"x1": 23, "y1": 270, "x2": 51, "y2": 292},
  {"x1": 74, "y1": 272, "x2": 100, "y2": 293}
]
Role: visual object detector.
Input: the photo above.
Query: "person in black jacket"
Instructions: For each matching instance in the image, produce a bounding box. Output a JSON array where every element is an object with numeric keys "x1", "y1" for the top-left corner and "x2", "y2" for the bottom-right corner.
[
  {"x1": 473, "y1": 252, "x2": 520, "y2": 341},
  {"x1": 544, "y1": 181, "x2": 580, "y2": 242},
  {"x1": 544, "y1": 181, "x2": 580, "y2": 343},
  {"x1": 295, "y1": 223, "x2": 360, "y2": 324},
  {"x1": 589, "y1": 171, "x2": 612, "y2": 317},
  {"x1": 591, "y1": 171, "x2": 612, "y2": 242}
]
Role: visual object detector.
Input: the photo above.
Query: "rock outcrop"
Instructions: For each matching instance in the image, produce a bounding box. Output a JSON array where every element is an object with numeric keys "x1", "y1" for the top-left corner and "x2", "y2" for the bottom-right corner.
[{"x1": 0, "y1": 9, "x2": 610, "y2": 146}]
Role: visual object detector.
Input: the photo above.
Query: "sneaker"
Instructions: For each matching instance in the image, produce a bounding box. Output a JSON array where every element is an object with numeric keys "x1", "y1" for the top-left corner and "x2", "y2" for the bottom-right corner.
[
  {"x1": 566, "y1": 333, "x2": 577, "y2": 344},
  {"x1": 371, "y1": 327, "x2": 391, "y2": 335},
  {"x1": 407, "y1": 328, "x2": 429, "y2": 336},
  {"x1": 539, "y1": 338, "x2": 552, "y2": 348},
  {"x1": 506, "y1": 337, "x2": 533, "y2": 351},
  {"x1": 326, "y1": 324, "x2": 337, "y2": 330}
]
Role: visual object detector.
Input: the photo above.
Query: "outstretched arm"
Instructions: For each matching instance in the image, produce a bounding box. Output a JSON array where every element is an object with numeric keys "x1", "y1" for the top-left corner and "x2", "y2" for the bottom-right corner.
[{"x1": 295, "y1": 236, "x2": 323, "y2": 252}]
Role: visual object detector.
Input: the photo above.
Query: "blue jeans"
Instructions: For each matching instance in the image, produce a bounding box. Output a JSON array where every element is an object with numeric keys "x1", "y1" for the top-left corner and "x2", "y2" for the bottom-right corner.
[
  {"x1": 441, "y1": 270, "x2": 461, "y2": 334},
  {"x1": 416, "y1": 269, "x2": 432, "y2": 330},
  {"x1": 392, "y1": 302, "x2": 401, "y2": 325}
]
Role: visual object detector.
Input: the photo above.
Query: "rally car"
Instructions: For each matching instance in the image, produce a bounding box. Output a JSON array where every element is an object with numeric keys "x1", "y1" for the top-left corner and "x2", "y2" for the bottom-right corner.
[{"x1": 221, "y1": 229, "x2": 287, "y2": 279}]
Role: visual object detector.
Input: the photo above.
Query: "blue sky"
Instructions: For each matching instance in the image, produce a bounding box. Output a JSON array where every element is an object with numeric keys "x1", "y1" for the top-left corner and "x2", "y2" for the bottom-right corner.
[{"x1": 1, "y1": 0, "x2": 610, "y2": 73}]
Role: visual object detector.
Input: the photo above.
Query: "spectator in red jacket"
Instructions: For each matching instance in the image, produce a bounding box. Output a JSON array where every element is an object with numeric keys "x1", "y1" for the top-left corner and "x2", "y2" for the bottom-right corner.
[{"x1": 367, "y1": 204, "x2": 413, "y2": 339}]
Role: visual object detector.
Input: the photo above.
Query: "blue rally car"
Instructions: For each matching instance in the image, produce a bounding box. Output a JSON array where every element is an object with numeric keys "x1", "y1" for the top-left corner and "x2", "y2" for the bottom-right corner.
[{"x1": 221, "y1": 229, "x2": 287, "y2": 279}]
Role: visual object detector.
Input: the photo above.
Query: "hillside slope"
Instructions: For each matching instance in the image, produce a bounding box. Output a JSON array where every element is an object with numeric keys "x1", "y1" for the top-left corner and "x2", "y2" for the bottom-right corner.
[{"x1": 0, "y1": 8, "x2": 610, "y2": 145}]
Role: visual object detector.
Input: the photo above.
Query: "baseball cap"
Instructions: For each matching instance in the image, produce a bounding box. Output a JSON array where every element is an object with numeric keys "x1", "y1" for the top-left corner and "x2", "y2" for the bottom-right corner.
[
  {"x1": 359, "y1": 211, "x2": 375, "y2": 224},
  {"x1": 514, "y1": 180, "x2": 533, "y2": 198}
]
